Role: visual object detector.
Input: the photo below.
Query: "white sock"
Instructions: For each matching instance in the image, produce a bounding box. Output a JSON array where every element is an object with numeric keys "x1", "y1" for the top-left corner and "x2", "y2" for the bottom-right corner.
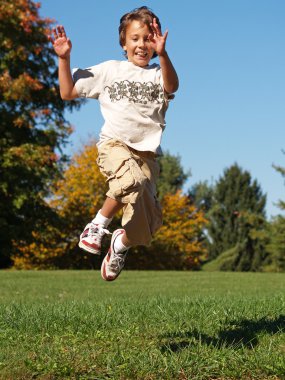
[
  {"x1": 113, "y1": 234, "x2": 129, "y2": 254},
  {"x1": 92, "y1": 210, "x2": 112, "y2": 228}
]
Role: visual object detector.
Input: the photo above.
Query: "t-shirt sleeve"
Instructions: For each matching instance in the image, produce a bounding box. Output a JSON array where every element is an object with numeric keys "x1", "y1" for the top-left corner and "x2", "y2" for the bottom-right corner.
[
  {"x1": 158, "y1": 66, "x2": 175, "y2": 101},
  {"x1": 72, "y1": 62, "x2": 106, "y2": 99}
]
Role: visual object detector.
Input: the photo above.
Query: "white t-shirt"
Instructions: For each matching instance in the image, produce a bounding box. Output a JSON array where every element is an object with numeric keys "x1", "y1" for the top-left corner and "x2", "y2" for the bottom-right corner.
[{"x1": 73, "y1": 60, "x2": 172, "y2": 154}]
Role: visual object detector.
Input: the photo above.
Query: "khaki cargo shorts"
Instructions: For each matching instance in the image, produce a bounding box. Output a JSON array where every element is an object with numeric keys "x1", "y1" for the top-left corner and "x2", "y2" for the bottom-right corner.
[{"x1": 97, "y1": 139, "x2": 162, "y2": 246}]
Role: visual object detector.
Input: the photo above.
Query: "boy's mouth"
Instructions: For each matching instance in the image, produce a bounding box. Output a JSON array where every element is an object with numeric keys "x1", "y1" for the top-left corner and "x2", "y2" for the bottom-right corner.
[{"x1": 135, "y1": 51, "x2": 148, "y2": 58}]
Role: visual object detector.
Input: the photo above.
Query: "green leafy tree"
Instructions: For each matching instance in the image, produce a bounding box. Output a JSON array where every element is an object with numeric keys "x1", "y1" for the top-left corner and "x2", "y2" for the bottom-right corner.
[
  {"x1": 0, "y1": 0, "x2": 81, "y2": 267},
  {"x1": 273, "y1": 160, "x2": 285, "y2": 211},
  {"x1": 157, "y1": 151, "x2": 189, "y2": 200},
  {"x1": 12, "y1": 142, "x2": 207, "y2": 270},
  {"x1": 263, "y1": 160, "x2": 285, "y2": 272},
  {"x1": 188, "y1": 181, "x2": 215, "y2": 258},
  {"x1": 127, "y1": 190, "x2": 208, "y2": 270},
  {"x1": 264, "y1": 216, "x2": 285, "y2": 272},
  {"x1": 189, "y1": 180, "x2": 214, "y2": 214},
  {"x1": 204, "y1": 163, "x2": 268, "y2": 271},
  {"x1": 12, "y1": 142, "x2": 109, "y2": 269}
]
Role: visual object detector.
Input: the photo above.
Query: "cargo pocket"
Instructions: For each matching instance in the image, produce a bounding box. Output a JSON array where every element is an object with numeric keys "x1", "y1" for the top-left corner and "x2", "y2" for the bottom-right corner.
[{"x1": 108, "y1": 158, "x2": 147, "y2": 203}]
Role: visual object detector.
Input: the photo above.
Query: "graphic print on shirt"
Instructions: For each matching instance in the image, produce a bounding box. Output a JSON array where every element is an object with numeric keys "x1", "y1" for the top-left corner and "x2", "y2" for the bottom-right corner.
[{"x1": 104, "y1": 80, "x2": 164, "y2": 104}]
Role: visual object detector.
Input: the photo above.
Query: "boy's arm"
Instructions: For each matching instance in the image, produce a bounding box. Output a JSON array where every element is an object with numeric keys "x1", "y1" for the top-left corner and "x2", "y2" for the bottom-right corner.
[
  {"x1": 149, "y1": 19, "x2": 179, "y2": 94},
  {"x1": 48, "y1": 25, "x2": 79, "y2": 100},
  {"x1": 58, "y1": 56, "x2": 78, "y2": 100},
  {"x1": 158, "y1": 51, "x2": 179, "y2": 94}
]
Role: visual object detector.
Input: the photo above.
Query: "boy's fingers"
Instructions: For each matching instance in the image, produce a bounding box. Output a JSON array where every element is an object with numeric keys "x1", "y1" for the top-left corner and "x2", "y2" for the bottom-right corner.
[
  {"x1": 150, "y1": 20, "x2": 158, "y2": 33},
  {"x1": 152, "y1": 18, "x2": 162, "y2": 36},
  {"x1": 58, "y1": 25, "x2": 65, "y2": 36},
  {"x1": 52, "y1": 27, "x2": 58, "y2": 39},
  {"x1": 57, "y1": 25, "x2": 63, "y2": 37},
  {"x1": 150, "y1": 22, "x2": 157, "y2": 32},
  {"x1": 60, "y1": 25, "x2": 67, "y2": 37},
  {"x1": 148, "y1": 33, "x2": 154, "y2": 42},
  {"x1": 51, "y1": 25, "x2": 67, "y2": 41}
]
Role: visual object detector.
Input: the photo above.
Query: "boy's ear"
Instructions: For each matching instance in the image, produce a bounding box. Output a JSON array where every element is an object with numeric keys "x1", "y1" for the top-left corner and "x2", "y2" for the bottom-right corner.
[{"x1": 123, "y1": 45, "x2": 127, "y2": 51}]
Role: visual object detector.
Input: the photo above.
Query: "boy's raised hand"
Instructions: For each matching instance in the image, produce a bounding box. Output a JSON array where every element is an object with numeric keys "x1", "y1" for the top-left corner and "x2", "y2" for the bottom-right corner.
[
  {"x1": 149, "y1": 18, "x2": 168, "y2": 57},
  {"x1": 48, "y1": 25, "x2": 72, "y2": 59}
]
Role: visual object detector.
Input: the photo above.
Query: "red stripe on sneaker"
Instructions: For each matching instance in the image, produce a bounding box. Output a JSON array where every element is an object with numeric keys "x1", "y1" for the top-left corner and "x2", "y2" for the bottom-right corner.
[
  {"x1": 102, "y1": 261, "x2": 115, "y2": 281},
  {"x1": 82, "y1": 240, "x2": 100, "y2": 250},
  {"x1": 106, "y1": 249, "x2": 111, "y2": 263},
  {"x1": 82, "y1": 228, "x2": 89, "y2": 238}
]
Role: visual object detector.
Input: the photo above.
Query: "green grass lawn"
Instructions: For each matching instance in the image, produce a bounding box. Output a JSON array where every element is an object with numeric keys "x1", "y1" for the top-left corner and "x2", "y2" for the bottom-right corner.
[{"x1": 0, "y1": 271, "x2": 284, "y2": 380}]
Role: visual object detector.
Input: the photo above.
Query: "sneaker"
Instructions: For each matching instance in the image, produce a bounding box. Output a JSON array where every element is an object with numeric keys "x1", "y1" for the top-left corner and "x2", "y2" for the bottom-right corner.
[
  {"x1": 101, "y1": 229, "x2": 128, "y2": 281},
  {"x1": 78, "y1": 223, "x2": 110, "y2": 255}
]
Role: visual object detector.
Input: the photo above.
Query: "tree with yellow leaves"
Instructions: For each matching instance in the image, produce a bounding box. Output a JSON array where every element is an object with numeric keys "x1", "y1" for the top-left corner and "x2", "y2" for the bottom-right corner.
[
  {"x1": 157, "y1": 191, "x2": 207, "y2": 264},
  {"x1": 0, "y1": 0, "x2": 82, "y2": 267},
  {"x1": 128, "y1": 190, "x2": 208, "y2": 270},
  {"x1": 12, "y1": 141, "x2": 110, "y2": 268},
  {"x1": 13, "y1": 141, "x2": 207, "y2": 269}
]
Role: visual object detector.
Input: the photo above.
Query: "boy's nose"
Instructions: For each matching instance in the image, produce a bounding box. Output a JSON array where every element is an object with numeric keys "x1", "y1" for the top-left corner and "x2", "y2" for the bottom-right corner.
[{"x1": 138, "y1": 39, "x2": 146, "y2": 47}]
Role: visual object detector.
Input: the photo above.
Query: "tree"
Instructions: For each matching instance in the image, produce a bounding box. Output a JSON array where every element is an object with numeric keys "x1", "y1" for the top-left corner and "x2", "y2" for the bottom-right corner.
[
  {"x1": 187, "y1": 181, "x2": 214, "y2": 254},
  {"x1": 127, "y1": 190, "x2": 208, "y2": 270},
  {"x1": 0, "y1": 0, "x2": 81, "y2": 267},
  {"x1": 204, "y1": 211, "x2": 269, "y2": 271},
  {"x1": 12, "y1": 141, "x2": 109, "y2": 269},
  {"x1": 12, "y1": 142, "x2": 207, "y2": 270},
  {"x1": 189, "y1": 180, "x2": 214, "y2": 214},
  {"x1": 264, "y1": 216, "x2": 285, "y2": 272},
  {"x1": 273, "y1": 160, "x2": 285, "y2": 211},
  {"x1": 204, "y1": 163, "x2": 268, "y2": 271},
  {"x1": 157, "y1": 151, "x2": 189, "y2": 200},
  {"x1": 152, "y1": 190, "x2": 208, "y2": 269},
  {"x1": 262, "y1": 160, "x2": 285, "y2": 272}
]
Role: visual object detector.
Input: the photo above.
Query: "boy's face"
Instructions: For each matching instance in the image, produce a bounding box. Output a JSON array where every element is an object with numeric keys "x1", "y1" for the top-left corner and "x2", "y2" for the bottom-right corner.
[{"x1": 123, "y1": 20, "x2": 155, "y2": 67}]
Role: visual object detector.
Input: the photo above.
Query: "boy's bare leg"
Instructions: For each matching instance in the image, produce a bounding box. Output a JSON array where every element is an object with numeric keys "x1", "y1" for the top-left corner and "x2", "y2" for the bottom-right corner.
[
  {"x1": 100, "y1": 197, "x2": 131, "y2": 247},
  {"x1": 100, "y1": 197, "x2": 124, "y2": 218}
]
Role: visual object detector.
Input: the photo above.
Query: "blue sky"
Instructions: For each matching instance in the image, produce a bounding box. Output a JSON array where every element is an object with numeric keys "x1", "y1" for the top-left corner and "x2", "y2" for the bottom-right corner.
[{"x1": 40, "y1": 0, "x2": 285, "y2": 218}]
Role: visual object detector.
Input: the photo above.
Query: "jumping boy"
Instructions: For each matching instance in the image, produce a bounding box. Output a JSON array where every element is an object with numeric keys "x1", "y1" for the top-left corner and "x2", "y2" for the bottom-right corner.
[{"x1": 49, "y1": 6, "x2": 179, "y2": 281}]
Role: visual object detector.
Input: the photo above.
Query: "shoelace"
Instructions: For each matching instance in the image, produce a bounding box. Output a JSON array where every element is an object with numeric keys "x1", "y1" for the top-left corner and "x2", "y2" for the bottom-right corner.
[
  {"x1": 110, "y1": 251, "x2": 127, "y2": 271},
  {"x1": 88, "y1": 225, "x2": 111, "y2": 241}
]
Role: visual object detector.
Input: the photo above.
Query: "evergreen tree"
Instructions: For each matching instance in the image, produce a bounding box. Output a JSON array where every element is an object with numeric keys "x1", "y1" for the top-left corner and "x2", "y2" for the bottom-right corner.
[
  {"x1": 157, "y1": 151, "x2": 189, "y2": 200},
  {"x1": 263, "y1": 160, "x2": 285, "y2": 272},
  {"x1": 0, "y1": 0, "x2": 81, "y2": 267},
  {"x1": 189, "y1": 180, "x2": 214, "y2": 214},
  {"x1": 205, "y1": 163, "x2": 267, "y2": 271},
  {"x1": 265, "y1": 216, "x2": 285, "y2": 271},
  {"x1": 273, "y1": 160, "x2": 285, "y2": 211}
]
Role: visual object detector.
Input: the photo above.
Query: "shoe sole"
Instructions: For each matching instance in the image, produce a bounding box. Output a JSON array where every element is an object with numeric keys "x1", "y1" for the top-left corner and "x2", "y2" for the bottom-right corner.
[
  {"x1": 78, "y1": 241, "x2": 100, "y2": 255},
  {"x1": 101, "y1": 229, "x2": 125, "y2": 281}
]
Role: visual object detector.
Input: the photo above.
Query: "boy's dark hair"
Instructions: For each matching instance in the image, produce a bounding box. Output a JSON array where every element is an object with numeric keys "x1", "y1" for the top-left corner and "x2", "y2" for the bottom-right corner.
[{"x1": 119, "y1": 6, "x2": 161, "y2": 59}]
